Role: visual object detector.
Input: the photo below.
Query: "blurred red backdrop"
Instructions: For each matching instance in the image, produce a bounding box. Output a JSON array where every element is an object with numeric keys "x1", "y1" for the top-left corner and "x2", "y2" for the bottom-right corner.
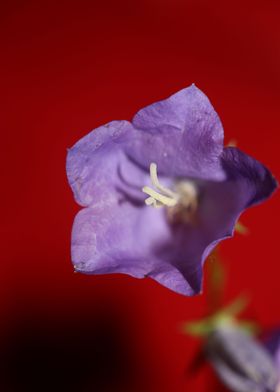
[{"x1": 1, "y1": 1, "x2": 280, "y2": 391}]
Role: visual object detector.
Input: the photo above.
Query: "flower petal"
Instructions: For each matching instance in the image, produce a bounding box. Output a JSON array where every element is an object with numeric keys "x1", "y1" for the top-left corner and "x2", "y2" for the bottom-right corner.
[
  {"x1": 265, "y1": 329, "x2": 280, "y2": 373},
  {"x1": 149, "y1": 157, "x2": 276, "y2": 296},
  {"x1": 221, "y1": 147, "x2": 278, "y2": 207},
  {"x1": 126, "y1": 84, "x2": 225, "y2": 180},
  {"x1": 149, "y1": 180, "x2": 247, "y2": 296},
  {"x1": 71, "y1": 199, "x2": 202, "y2": 296},
  {"x1": 206, "y1": 327, "x2": 279, "y2": 392},
  {"x1": 208, "y1": 354, "x2": 266, "y2": 392},
  {"x1": 71, "y1": 196, "x2": 164, "y2": 273},
  {"x1": 66, "y1": 120, "x2": 136, "y2": 207}
]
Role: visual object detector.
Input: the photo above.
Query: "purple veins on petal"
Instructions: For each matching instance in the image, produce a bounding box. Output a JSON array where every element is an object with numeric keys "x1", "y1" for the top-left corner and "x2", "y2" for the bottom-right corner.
[{"x1": 66, "y1": 84, "x2": 277, "y2": 296}]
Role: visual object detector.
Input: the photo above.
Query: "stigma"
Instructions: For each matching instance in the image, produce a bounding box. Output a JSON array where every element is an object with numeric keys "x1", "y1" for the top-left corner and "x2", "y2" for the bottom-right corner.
[{"x1": 142, "y1": 163, "x2": 198, "y2": 219}]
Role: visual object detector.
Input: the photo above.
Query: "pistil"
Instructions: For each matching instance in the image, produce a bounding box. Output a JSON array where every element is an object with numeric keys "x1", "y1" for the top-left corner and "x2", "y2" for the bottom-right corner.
[
  {"x1": 142, "y1": 163, "x2": 179, "y2": 208},
  {"x1": 142, "y1": 163, "x2": 199, "y2": 224}
]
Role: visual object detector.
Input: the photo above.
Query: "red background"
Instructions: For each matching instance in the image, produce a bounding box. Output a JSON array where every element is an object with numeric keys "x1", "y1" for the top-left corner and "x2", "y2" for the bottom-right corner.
[{"x1": 2, "y1": 1, "x2": 280, "y2": 391}]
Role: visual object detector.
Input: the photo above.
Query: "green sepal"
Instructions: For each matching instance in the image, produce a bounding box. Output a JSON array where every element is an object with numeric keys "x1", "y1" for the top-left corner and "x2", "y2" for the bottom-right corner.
[
  {"x1": 182, "y1": 296, "x2": 258, "y2": 337},
  {"x1": 235, "y1": 221, "x2": 249, "y2": 235}
]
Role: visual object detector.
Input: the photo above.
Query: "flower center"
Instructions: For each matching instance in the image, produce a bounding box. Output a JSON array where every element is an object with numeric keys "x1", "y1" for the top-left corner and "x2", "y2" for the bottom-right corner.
[
  {"x1": 142, "y1": 163, "x2": 179, "y2": 208},
  {"x1": 142, "y1": 163, "x2": 198, "y2": 220}
]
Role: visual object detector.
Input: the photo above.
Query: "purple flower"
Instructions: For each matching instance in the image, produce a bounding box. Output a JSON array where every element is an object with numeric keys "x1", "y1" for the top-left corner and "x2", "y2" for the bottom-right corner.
[
  {"x1": 205, "y1": 326, "x2": 279, "y2": 392},
  {"x1": 66, "y1": 85, "x2": 277, "y2": 296},
  {"x1": 265, "y1": 329, "x2": 280, "y2": 374}
]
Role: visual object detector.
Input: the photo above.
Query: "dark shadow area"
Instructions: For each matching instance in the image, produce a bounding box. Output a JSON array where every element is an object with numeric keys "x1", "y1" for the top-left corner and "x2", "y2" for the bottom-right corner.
[{"x1": 0, "y1": 308, "x2": 141, "y2": 392}]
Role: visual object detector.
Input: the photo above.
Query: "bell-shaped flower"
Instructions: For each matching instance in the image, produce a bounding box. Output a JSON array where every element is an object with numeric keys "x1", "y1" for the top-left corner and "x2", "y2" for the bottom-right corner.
[
  {"x1": 67, "y1": 85, "x2": 277, "y2": 295},
  {"x1": 205, "y1": 326, "x2": 279, "y2": 392}
]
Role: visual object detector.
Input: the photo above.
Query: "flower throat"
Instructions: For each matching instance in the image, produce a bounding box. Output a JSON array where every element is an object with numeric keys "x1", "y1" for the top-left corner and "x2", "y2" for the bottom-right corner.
[{"x1": 142, "y1": 163, "x2": 198, "y2": 221}]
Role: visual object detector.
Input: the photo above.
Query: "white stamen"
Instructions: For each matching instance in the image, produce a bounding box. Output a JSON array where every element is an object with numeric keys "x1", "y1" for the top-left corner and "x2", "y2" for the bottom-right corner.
[
  {"x1": 142, "y1": 163, "x2": 179, "y2": 208},
  {"x1": 145, "y1": 196, "x2": 163, "y2": 208},
  {"x1": 150, "y1": 163, "x2": 178, "y2": 198},
  {"x1": 142, "y1": 186, "x2": 178, "y2": 207}
]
